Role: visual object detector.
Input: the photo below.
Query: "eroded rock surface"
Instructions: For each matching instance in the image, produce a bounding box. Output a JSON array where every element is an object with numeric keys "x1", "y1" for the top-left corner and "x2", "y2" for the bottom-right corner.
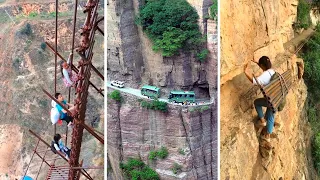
[
  {"x1": 220, "y1": 0, "x2": 317, "y2": 179},
  {"x1": 108, "y1": 93, "x2": 217, "y2": 179},
  {"x1": 107, "y1": 0, "x2": 218, "y2": 179}
]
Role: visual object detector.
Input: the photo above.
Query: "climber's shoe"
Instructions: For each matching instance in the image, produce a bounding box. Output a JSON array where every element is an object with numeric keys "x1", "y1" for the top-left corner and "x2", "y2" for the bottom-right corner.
[
  {"x1": 256, "y1": 119, "x2": 267, "y2": 127},
  {"x1": 261, "y1": 135, "x2": 270, "y2": 142}
]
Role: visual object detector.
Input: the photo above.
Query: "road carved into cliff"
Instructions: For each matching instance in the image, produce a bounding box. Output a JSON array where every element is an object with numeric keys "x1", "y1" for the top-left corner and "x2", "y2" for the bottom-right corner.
[{"x1": 106, "y1": 81, "x2": 214, "y2": 106}]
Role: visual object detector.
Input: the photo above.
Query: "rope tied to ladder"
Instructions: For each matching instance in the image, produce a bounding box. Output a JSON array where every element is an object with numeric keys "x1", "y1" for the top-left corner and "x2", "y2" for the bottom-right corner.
[{"x1": 278, "y1": 72, "x2": 289, "y2": 105}]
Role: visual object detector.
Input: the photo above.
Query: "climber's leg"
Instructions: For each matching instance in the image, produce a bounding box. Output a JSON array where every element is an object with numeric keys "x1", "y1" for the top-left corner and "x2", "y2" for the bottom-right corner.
[
  {"x1": 260, "y1": 108, "x2": 274, "y2": 142},
  {"x1": 254, "y1": 98, "x2": 267, "y2": 126},
  {"x1": 265, "y1": 108, "x2": 274, "y2": 134}
]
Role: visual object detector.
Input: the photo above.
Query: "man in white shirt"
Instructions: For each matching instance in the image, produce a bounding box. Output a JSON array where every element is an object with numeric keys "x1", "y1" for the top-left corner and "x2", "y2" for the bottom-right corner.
[{"x1": 244, "y1": 56, "x2": 275, "y2": 142}]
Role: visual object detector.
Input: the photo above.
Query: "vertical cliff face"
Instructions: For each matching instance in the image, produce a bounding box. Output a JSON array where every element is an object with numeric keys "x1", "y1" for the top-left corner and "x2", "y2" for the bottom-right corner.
[
  {"x1": 107, "y1": 0, "x2": 217, "y2": 98},
  {"x1": 107, "y1": 0, "x2": 217, "y2": 179},
  {"x1": 220, "y1": 0, "x2": 316, "y2": 179},
  {"x1": 221, "y1": 0, "x2": 298, "y2": 84},
  {"x1": 107, "y1": 93, "x2": 217, "y2": 179}
]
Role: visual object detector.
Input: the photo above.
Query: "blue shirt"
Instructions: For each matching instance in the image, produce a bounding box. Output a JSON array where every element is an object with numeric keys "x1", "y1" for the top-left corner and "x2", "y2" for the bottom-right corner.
[{"x1": 56, "y1": 100, "x2": 67, "y2": 119}]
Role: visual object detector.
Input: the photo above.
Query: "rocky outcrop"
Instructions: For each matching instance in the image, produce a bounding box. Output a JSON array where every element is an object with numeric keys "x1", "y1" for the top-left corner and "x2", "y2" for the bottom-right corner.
[
  {"x1": 107, "y1": 0, "x2": 217, "y2": 98},
  {"x1": 107, "y1": 0, "x2": 218, "y2": 179},
  {"x1": 107, "y1": 92, "x2": 217, "y2": 179},
  {"x1": 220, "y1": 0, "x2": 317, "y2": 179},
  {"x1": 220, "y1": 0, "x2": 298, "y2": 84},
  {"x1": 206, "y1": 19, "x2": 218, "y2": 99},
  {"x1": 107, "y1": 0, "x2": 217, "y2": 179}
]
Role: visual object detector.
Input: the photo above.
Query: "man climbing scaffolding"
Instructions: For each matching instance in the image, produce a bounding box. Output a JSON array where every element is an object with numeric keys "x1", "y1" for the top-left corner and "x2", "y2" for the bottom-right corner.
[
  {"x1": 244, "y1": 56, "x2": 275, "y2": 142},
  {"x1": 55, "y1": 93, "x2": 75, "y2": 127}
]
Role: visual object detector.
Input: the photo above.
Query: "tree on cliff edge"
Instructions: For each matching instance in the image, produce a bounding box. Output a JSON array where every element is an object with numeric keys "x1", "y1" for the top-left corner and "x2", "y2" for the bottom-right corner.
[{"x1": 136, "y1": 0, "x2": 208, "y2": 61}]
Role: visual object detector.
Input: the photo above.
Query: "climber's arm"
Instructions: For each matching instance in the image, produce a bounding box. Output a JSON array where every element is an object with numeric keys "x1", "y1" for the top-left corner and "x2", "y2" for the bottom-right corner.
[{"x1": 244, "y1": 63, "x2": 253, "y2": 83}]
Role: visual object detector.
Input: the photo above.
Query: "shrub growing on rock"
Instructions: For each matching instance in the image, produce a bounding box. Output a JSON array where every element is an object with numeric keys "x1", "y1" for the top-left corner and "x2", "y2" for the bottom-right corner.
[
  {"x1": 19, "y1": 23, "x2": 32, "y2": 36},
  {"x1": 148, "y1": 146, "x2": 169, "y2": 161},
  {"x1": 178, "y1": 148, "x2": 185, "y2": 155},
  {"x1": 108, "y1": 90, "x2": 122, "y2": 102},
  {"x1": 210, "y1": 0, "x2": 218, "y2": 20},
  {"x1": 120, "y1": 158, "x2": 160, "y2": 180},
  {"x1": 140, "y1": 100, "x2": 168, "y2": 112},
  {"x1": 40, "y1": 42, "x2": 46, "y2": 50},
  {"x1": 157, "y1": 146, "x2": 169, "y2": 159},
  {"x1": 171, "y1": 163, "x2": 182, "y2": 174},
  {"x1": 148, "y1": 150, "x2": 157, "y2": 160}
]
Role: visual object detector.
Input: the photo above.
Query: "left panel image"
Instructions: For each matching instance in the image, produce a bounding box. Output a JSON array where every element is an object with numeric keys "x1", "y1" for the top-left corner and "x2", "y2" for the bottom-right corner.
[
  {"x1": 107, "y1": 0, "x2": 218, "y2": 179},
  {"x1": 0, "y1": 0, "x2": 104, "y2": 179}
]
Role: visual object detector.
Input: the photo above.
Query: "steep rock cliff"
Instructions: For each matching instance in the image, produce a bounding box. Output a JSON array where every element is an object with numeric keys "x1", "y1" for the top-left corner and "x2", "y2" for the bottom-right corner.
[
  {"x1": 107, "y1": 0, "x2": 217, "y2": 179},
  {"x1": 107, "y1": 92, "x2": 217, "y2": 179},
  {"x1": 220, "y1": 0, "x2": 317, "y2": 179},
  {"x1": 107, "y1": 0, "x2": 217, "y2": 98}
]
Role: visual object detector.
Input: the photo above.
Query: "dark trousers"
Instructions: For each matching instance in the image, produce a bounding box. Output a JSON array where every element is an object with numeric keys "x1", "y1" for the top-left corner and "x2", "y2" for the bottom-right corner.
[{"x1": 61, "y1": 115, "x2": 73, "y2": 124}]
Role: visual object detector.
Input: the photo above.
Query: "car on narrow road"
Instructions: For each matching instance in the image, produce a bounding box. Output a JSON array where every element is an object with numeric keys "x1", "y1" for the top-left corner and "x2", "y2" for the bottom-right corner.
[{"x1": 111, "y1": 80, "x2": 124, "y2": 88}]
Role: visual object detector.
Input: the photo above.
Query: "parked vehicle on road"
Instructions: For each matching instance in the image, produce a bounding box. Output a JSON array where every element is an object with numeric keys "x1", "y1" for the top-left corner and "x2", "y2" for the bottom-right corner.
[
  {"x1": 168, "y1": 91, "x2": 195, "y2": 104},
  {"x1": 111, "y1": 80, "x2": 124, "y2": 88},
  {"x1": 141, "y1": 85, "x2": 161, "y2": 99},
  {"x1": 140, "y1": 85, "x2": 196, "y2": 104}
]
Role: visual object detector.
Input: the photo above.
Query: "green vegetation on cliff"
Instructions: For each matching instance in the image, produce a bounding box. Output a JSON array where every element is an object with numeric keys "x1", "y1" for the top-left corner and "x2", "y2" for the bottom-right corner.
[
  {"x1": 108, "y1": 90, "x2": 122, "y2": 102},
  {"x1": 296, "y1": 0, "x2": 312, "y2": 29},
  {"x1": 313, "y1": 133, "x2": 320, "y2": 174},
  {"x1": 140, "y1": 99, "x2": 168, "y2": 112},
  {"x1": 148, "y1": 146, "x2": 169, "y2": 160},
  {"x1": 19, "y1": 23, "x2": 33, "y2": 36},
  {"x1": 301, "y1": 24, "x2": 320, "y2": 175},
  {"x1": 210, "y1": 0, "x2": 218, "y2": 20},
  {"x1": 136, "y1": 0, "x2": 208, "y2": 61},
  {"x1": 120, "y1": 158, "x2": 160, "y2": 180},
  {"x1": 302, "y1": 25, "x2": 320, "y2": 95}
]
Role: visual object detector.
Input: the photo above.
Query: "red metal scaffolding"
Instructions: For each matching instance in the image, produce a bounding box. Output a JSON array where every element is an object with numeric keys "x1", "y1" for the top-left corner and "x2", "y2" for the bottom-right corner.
[
  {"x1": 24, "y1": 130, "x2": 99, "y2": 180},
  {"x1": 24, "y1": 0, "x2": 104, "y2": 179}
]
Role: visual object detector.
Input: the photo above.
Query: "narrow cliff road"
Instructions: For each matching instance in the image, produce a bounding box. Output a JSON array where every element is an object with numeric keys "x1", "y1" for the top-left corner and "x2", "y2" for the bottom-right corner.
[{"x1": 106, "y1": 81, "x2": 213, "y2": 106}]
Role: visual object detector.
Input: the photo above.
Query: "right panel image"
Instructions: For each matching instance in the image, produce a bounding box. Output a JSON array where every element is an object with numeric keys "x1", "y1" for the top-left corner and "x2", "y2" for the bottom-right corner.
[{"x1": 220, "y1": 0, "x2": 319, "y2": 179}]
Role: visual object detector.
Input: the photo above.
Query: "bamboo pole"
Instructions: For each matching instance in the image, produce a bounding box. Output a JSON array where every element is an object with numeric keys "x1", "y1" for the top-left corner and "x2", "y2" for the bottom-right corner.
[
  {"x1": 262, "y1": 70, "x2": 290, "y2": 90},
  {"x1": 267, "y1": 76, "x2": 292, "y2": 101},
  {"x1": 271, "y1": 82, "x2": 293, "y2": 112},
  {"x1": 263, "y1": 71, "x2": 291, "y2": 94}
]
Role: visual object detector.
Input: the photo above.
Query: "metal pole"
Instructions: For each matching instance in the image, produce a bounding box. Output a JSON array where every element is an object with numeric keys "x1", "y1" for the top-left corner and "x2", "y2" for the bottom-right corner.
[
  {"x1": 28, "y1": 130, "x2": 92, "y2": 179},
  {"x1": 35, "y1": 150, "x2": 49, "y2": 179},
  {"x1": 51, "y1": 166, "x2": 104, "y2": 170},
  {"x1": 54, "y1": 0, "x2": 59, "y2": 136},
  {"x1": 23, "y1": 139, "x2": 40, "y2": 179},
  {"x1": 45, "y1": 42, "x2": 104, "y2": 97},
  {"x1": 65, "y1": 0, "x2": 79, "y2": 146}
]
